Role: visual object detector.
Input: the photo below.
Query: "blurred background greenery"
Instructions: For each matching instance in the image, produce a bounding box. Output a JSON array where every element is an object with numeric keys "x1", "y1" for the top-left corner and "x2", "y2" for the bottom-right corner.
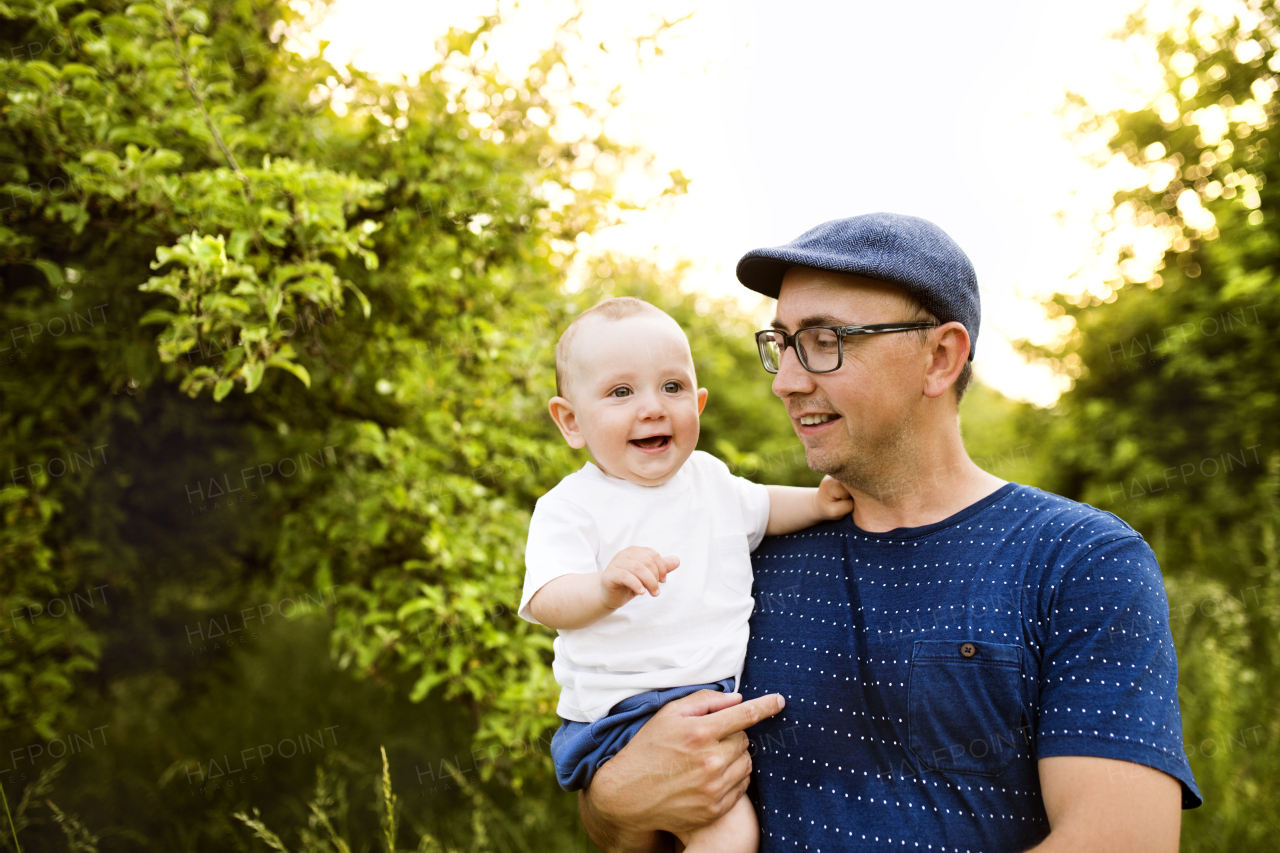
[{"x1": 1, "y1": 0, "x2": 1278, "y2": 849}]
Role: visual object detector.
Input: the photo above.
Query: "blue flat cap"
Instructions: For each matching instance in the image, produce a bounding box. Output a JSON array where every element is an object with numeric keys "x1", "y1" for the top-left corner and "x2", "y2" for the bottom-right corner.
[{"x1": 736, "y1": 213, "x2": 980, "y2": 361}]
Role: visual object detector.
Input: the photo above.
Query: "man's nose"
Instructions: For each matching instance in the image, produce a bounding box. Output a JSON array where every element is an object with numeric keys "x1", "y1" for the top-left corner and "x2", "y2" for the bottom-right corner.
[{"x1": 771, "y1": 345, "x2": 817, "y2": 398}]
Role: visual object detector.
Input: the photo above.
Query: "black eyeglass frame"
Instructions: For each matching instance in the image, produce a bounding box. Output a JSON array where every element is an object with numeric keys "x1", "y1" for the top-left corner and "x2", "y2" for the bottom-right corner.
[{"x1": 754, "y1": 321, "x2": 940, "y2": 374}]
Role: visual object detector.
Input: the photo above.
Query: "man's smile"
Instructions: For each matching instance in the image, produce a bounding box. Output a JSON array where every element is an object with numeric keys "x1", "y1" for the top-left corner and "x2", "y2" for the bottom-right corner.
[{"x1": 793, "y1": 411, "x2": 842, "y2": 435}]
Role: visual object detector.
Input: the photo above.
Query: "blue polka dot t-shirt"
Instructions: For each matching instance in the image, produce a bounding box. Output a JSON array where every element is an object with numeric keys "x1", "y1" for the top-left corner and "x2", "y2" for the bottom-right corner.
[{"x1": 741, "y1": 482, "x2": 1200, "y2": 853}]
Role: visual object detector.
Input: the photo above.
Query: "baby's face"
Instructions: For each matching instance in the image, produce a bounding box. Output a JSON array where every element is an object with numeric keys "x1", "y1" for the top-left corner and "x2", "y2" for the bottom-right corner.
[{"x1": 554, "y1": 312, "x2": 706, "y2": 487}]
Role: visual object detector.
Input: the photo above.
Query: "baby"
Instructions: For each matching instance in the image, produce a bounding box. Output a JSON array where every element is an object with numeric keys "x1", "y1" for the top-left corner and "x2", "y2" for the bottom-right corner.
[{"x1": 518, "y1": 297, "x2": 852, "y2": 851}]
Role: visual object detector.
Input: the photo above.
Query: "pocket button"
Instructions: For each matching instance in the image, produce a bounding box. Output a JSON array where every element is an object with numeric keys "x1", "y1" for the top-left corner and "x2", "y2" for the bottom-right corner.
[{"x1": 960, "y1": 643, "x2": 976, "y2": 658}]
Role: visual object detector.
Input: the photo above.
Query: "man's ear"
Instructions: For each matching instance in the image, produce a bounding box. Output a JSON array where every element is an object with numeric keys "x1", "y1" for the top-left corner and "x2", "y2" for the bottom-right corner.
[
  {"x1": 696, "y1": 387, "x2": 708, "y2": 415},
  {"x1": 548, "y1": 396, "x2": 587, "y2": 448},
  {"x1": 922, "y1": 322, "x2": 970, "y2": 400}
]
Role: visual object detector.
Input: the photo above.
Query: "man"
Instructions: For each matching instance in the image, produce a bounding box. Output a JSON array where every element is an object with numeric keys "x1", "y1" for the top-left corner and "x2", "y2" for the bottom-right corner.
[{"x1": 578, "y1": 213, "x2": 1200, "y2": 852}]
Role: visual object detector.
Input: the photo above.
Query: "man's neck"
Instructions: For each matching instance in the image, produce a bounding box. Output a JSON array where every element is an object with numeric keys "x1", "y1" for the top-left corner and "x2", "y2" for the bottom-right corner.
[{"x1": 846, "y1": 433, "x2": 1007, "y2": 533}]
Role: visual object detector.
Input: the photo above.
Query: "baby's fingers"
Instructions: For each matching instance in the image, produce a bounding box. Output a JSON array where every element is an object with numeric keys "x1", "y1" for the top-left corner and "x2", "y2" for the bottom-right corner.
[
  {"x1": 631, "y1": 562, "x2": 663, "y2": 596},
  {"x1": 659, "y1": 554, "x2": 680, "y2": 581},
  {"x1": 819, "y1": 475, "x2": 852, "y2": 499},
  {"x1": 647, "y1": 553, "x2": 681, "y2": 587},
  {"x1": 606, "y1": 568, "x2": 646, "y2": 598}
]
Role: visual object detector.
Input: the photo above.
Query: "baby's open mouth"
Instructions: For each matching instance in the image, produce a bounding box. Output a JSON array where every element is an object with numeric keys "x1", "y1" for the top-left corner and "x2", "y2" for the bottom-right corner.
[{"x1": 629, "y1": 435, "x2": 671, "y2": 450}]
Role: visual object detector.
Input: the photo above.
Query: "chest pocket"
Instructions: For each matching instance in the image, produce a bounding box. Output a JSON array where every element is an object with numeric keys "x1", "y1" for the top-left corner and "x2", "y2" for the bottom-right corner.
[
  {"x1": 908, "y1": 640, "x2": 1027, "y2": 777},
  {"x1": 713, "y1": 533, "x2": 754, "y2": 595}
]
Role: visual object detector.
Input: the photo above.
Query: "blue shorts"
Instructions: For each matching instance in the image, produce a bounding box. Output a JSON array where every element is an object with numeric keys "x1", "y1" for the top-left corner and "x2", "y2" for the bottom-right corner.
[{"x1": 550, "y1": 677, "x2": 737, "y2": 791}]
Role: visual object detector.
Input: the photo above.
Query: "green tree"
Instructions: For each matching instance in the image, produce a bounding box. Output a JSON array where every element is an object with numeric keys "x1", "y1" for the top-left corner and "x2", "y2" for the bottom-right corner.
[
  {"x1": 0, "y1": 0, "x2": 651, "y2": 846},
  {"x1": 1022, "y1": 2, "x2": 1280, "y2": 847}
]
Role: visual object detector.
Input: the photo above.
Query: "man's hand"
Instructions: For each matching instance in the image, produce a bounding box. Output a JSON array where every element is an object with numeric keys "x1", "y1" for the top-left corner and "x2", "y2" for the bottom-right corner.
[
  {"x1": 813, "y1": 475, "x2": 854, "y2": 520},
  {"x1": 579, "y1": 689, "x2": 785, "y2": 852},
  {"x1": 600, "y1": 546, "x2": 681, "y2": 610}
]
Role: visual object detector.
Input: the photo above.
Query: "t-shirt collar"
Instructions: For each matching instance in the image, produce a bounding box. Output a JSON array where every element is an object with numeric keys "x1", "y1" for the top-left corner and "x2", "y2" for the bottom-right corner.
[
  {"x1": 581, "y1": 458, "x2": 689, "y2": 490},
  {"x1": 843, "y1": 482, "x2": 1019, "y2": 541}
]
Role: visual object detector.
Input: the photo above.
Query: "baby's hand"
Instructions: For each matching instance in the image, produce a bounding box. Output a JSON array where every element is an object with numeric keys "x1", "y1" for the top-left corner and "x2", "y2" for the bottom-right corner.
[
  {"x1": 815, "y1": 475, "x2": 854, "y2": 519},
  {"x1": 599, "y1": 546, "x2": 680, "y2": 611}
]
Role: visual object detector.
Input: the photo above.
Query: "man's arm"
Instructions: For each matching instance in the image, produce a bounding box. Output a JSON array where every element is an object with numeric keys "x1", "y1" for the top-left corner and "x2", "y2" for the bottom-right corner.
[
  {"x1": 1026, "y1": 533, "x2": 1198, "y2": 849},
  {"x1": 1026, "y1": 756, "x2": 1181, "y2": 853},
  {"x1": 765, "y1": 476, "x2": 852, "y2": 536},
  {"x1": 579, "y1": 690, "x2": 785, "y2": 852}
]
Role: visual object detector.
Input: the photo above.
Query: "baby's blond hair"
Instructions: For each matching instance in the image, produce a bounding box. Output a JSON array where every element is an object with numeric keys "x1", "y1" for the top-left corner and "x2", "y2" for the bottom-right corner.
[{"x1": 554, "y1": 297, "x2": 668, "y2": 397}]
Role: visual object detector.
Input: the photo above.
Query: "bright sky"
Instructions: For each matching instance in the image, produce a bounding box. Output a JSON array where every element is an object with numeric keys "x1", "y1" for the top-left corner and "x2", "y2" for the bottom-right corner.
[{"x1": 303, "y1": 0, "x2": 1200, "y2": 406}]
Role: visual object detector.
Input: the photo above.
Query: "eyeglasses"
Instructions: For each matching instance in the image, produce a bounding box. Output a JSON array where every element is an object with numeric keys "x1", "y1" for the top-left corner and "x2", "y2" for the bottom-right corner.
[{"x1": 754, "y1": 322, "x2": 939, "y2": 374}]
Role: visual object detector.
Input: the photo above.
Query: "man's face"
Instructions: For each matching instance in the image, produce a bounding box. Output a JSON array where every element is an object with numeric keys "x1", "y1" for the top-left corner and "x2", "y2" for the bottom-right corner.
[{"x1": 770, "y1": 267, "x2": 927, "y2": 491}]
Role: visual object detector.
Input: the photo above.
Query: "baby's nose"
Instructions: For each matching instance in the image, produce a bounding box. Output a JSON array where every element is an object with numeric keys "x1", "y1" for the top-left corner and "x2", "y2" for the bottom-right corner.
[{"x1": 636, "y1": 393, "x2": 667, "y2": 418}]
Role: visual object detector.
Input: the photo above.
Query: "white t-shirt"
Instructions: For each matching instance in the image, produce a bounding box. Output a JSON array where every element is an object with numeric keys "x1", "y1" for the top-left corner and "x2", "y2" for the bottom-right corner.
[{"x1": 519, "y1": 451, "x2": 771, "y2": 723}]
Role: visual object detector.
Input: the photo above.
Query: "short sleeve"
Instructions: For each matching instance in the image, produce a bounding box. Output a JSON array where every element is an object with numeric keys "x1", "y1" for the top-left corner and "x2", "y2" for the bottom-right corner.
[
  {"x1": 518, "y1": 498, "x2": 599, "y2": 625},
  {"x1": 1036, "y1": 536, "x2": 1202, "y2": 808},
  {"x1": 733, "y1": 476, "x2": 770, "y2": 551}
]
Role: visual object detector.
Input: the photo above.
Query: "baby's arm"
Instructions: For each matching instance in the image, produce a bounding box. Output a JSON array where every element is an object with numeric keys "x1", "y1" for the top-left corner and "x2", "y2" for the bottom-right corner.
[
  {"x1": 528, "y1": 546, "x2": 680, "y2": 630},
  {"x1": 765, "y1": 475, "x2": 853, "y2": 535}
]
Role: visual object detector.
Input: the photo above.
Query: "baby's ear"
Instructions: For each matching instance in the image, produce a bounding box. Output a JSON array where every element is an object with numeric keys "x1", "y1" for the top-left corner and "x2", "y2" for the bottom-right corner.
[
  {"x1": 548, "y1": 396, "x2": 587, "y2": 449},
  {"x1": 696, "y1": 387, "x2": 708, "y2": 415}
]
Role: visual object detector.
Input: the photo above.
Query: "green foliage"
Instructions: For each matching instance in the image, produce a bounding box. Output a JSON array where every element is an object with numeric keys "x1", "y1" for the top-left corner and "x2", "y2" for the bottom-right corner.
[
  {"x1": 0, "y1": 0, "x2": 641, "y2": 846},
  {"x1": 136, "y1": 156, "x2": 382, "y2": 399},
  {"x1": 958, "y1": 382, "x2": 1051, "y2": 488},
  {"x1": 0, "y1": 760, "x2": 82, "y2": 853},
  {"x1": 232, "y1": 743, "x2": 575, "y2": 853},
  {"x1": 46, "y1": 799, "x2": 100, "y2": 853},
  {"x1": 1016, "y1": 2, "x2": 1280, "y2": 847}
]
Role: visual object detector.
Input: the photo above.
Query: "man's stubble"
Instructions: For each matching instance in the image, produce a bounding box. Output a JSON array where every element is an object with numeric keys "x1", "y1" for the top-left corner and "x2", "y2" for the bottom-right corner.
[{"x1": 801, "y1": 400, "x2": 921, "y2": 504}]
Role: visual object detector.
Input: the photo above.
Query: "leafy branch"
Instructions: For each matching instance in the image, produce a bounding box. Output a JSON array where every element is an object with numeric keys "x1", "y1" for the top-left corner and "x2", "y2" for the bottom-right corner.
[
  {"x1": 138, "y1": 159, "x2": 380, "y2": 400},
  {"x1": 161, "y1": 0, "x2": 252, "y2": 198}
]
